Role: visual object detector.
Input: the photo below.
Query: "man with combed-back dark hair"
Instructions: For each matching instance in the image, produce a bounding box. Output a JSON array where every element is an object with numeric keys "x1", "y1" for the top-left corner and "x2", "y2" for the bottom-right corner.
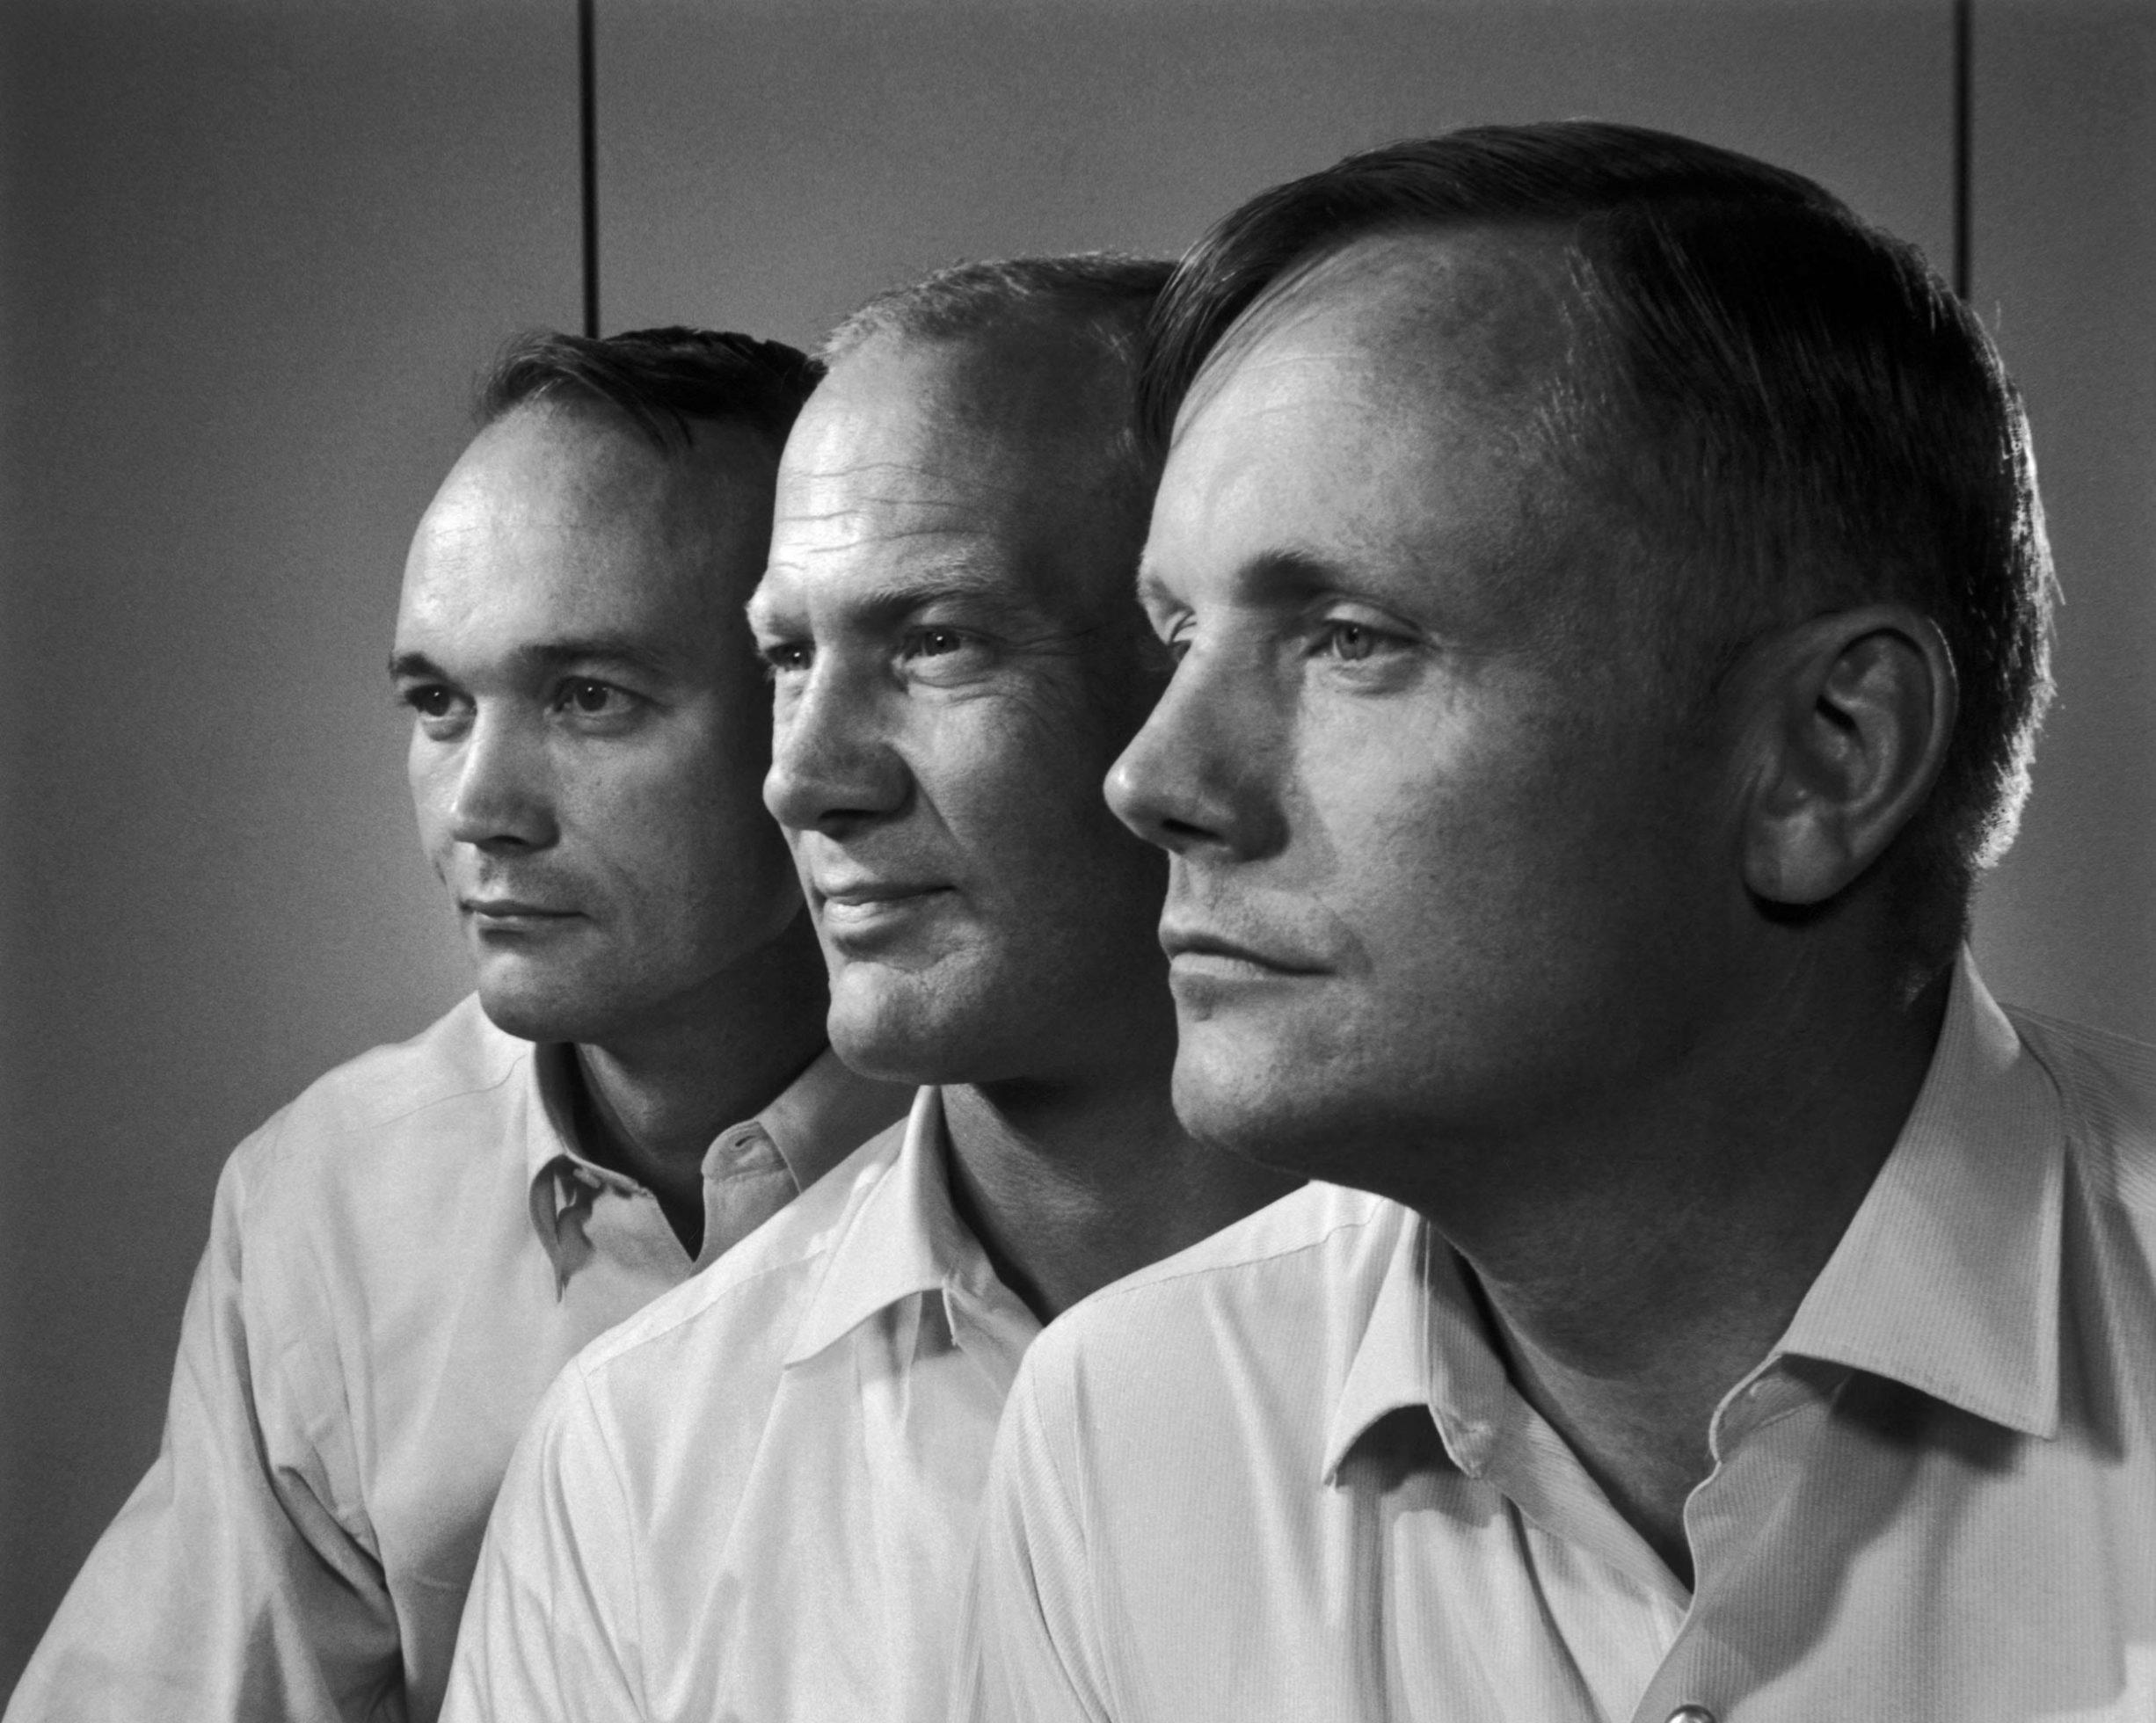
[
  {"x1": 960, "y1": 124, "x2": 2156, "y2": 1723},
  {"x1": 441, "y1": 257, "x2": 1292, "y2": 1723},
  {"x1": 8, "y1": 327, "x2": 907, "y2": 1723}
]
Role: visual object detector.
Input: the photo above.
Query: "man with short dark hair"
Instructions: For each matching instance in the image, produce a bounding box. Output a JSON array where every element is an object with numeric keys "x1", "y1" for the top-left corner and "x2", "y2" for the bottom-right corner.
[
  {"x1": 8, "y1": 328, "x2": 907, "y2": 1723},
  {"x1": 439, "y1": 258, "x2": 1293, "y2": 1723},
  {"x1": 961, "y1": 125, "x2": 2156, "y2": 1721}
]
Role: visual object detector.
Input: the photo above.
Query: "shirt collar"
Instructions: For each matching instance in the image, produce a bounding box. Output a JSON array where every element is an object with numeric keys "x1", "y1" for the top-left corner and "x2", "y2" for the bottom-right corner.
[
  {"x1": 783, "y1": 1086, "x2": 1029, "y2": 1368},
  {"x1": 742, "y1": 1044, "x2": 914, "y2": 1196},
  {"x1": 1322, "y1": 1210, "x2": 1511, "y2": 1482},
  {"x1": 522, "y1": 1038, "x2": 910, "y2": 1275},
  {"x1": 526, "y1": 1038, "x2": 586, "y2": 1187},
  {"x1": 1322, "y1": 951, "x2": 2067, "y2": 1479},
  {"x1": 1775, "y1": 950, "x2": 2065, "y2": 1437}
]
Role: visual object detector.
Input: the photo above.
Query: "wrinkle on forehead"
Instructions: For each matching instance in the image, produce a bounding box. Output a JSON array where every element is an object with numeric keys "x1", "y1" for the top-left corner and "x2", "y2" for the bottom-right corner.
[
  {"x1": 788, "y1": 324, "x2": 1135, "y2": 496},
  {"x1": 768, "y1": 459, "x2": 1043, "y2": 580},
  {"x1": 769, "y1": 327, "x2": 1149, "y2": 606}
]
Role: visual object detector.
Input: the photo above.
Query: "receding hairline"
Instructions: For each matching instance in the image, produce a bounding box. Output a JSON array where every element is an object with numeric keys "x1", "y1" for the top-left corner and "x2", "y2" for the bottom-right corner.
[
  {"x1": 1176, "y1": 220, "x2": 1591, "y2": 440},
  {"x1": 795, "y1": 317, "x2": 1158, "y2": 534},
  {"x1": 480, "y1": 389, "x2": 788, "y2": 471},
  {"x1": 819, "y1": 251, "x2": 1170, "y2": 365}
]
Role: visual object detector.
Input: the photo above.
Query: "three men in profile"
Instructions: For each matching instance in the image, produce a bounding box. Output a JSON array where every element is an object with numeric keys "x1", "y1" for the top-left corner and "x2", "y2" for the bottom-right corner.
[{"x1": 20, "y1": 120, "x2": 2156, "y2": 1723}]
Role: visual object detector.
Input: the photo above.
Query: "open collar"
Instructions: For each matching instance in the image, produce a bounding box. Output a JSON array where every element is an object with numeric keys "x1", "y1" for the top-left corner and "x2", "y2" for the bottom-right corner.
[
  {"x1": 783, "y1": 1086, "x2": 1027, "y2": 1368},
  {"x1": 1321, "y1": 1206, "x2": 1511, "y2": 1483},
  {"x1": 1322, "y1": 951, "x2": 2067, "y2": 1484},
  {"x1": 521, "y1": 1039, "x2": 907, "y2": 1280},
  {"x1": 742, "y1": 1045, "x2": 913, "y2": 1196},
  {"x1": 1775, "y1": 952, "x2": 2064, "y2": 1437}
]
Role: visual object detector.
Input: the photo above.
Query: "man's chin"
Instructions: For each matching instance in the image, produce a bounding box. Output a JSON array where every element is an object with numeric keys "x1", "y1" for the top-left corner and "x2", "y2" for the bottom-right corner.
[
  {"x1": 1169, "y1": 1036, "x2": 1336, "y2": 1169},
  {"x1": 824, "y1": 966, "x2": 1019, "y2": 1087},
  {"x1": 471, "y1": 966, "x2": 613, "y2": 1047}
]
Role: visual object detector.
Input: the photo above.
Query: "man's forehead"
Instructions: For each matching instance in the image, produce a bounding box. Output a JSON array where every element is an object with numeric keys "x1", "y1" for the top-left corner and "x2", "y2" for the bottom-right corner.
[
  {"x1": 1177, "y1": 225, "x2": 1581, "y2": 440},
  {"x1": 785, "y1": 324, "x2": 1130, "y2": 493},
  {"x1": 399, "y1": 411, "x2": 768, "y2": 636},
  {"x1": 1144, "y1": 226, "x2": 1613, "y2": 658},
  {"x1": 426, "y1": 403, "x2": 774, "y2": 549},
  {"x1": 765, "y1": 331, "x2": 1136, "y2": 601}
]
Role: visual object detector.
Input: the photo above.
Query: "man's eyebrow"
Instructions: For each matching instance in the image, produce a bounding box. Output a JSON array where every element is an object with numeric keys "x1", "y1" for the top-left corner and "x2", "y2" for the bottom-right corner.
[
  {"x1": 744, "y1": 584, "x2": 795, "y2": 636},
  {"x1": 1238, "y1": 547, "x2": 1356, "y2": 594},
  {"x1": 388, "y1": 650, "x2": 444, "y2": 681},
  {"x1": 386, "y1": 638, "x2": 678, "y2": 681},
  {"x1": 749, "y1": 563, "x2": 1045, "y2": 634},
  {"x1": 514, "y1": 636, "x2": 676, "y2": 679},
  {"x1": 856, "y1": 565, "x2": 1035, "y2": 618},
  {"x1": 1135, "y1": 548, "x2": 1353, "y2": 611}
]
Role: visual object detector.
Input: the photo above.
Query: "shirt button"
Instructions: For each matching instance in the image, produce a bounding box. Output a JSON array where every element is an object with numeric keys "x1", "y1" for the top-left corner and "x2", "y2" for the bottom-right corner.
[{"x1": 1666, "y1": 1707, "x2": 1717, "y2": 1723}]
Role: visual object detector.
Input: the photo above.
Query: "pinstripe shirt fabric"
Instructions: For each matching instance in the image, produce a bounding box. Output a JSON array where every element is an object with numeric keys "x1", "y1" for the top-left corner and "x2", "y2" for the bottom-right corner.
[
  {"x1": 958, "y1": 957, "x2": 2156, "y2": 1723},
  {"x1": 441, "y1": 1086, "x2": 1040, "y2": 1723}
]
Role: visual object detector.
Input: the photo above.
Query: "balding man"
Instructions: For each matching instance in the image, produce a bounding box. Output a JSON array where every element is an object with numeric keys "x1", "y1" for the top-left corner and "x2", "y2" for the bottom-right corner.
[
  {"x1": 962, "y1": 125, "x2": 2156, "y2": 1722},
  {"x1": 10, "y1": 330, "x2": 905, "y2": 1723},
  {"x1": 441, "y1": 258, "x2": 1293, "y2": 1723}
]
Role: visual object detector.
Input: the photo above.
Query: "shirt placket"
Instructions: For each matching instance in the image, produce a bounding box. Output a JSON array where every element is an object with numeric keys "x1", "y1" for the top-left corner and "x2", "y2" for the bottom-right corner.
[
  {"x1": 567, "y1": 1158, "x2": 688, "y2": 1284},
  {"x1": 1626, "y1": 1362, "x2": 1833, "y2": 1723},
  {"x1": 1460, "y1": 1411, "x2": 1692, "y2": 1723}
]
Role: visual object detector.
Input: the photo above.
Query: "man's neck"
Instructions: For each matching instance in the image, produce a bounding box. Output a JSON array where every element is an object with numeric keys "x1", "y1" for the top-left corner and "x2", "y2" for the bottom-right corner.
[
  {"x1": 939, "y1": 1064, "x2": 1299, "y2": 1324},
  {"x1": 1417, "y1": 953, "x2": 1956, "y2": 1588},
  {"x1": 572, "y1": 912, "x2": 831, "y2": 1253}
]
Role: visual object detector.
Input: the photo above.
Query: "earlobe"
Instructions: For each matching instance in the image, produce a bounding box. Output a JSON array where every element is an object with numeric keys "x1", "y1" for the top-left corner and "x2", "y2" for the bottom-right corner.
[{"x1": 1740, "y1": 606, "x2": 1957, "y2": 907}]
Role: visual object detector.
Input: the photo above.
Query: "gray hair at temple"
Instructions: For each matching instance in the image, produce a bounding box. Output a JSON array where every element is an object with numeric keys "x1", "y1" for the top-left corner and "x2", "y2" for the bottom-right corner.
[
  {"x1": 822, "y1": 252, "x2": 1176, "y2": 521},
  {"x1": 477, "y1": 324, "x2": 823, "y2": 455},
  {"x1": 1144, "y1": 120, "x2": 2055, "y2": 964}
]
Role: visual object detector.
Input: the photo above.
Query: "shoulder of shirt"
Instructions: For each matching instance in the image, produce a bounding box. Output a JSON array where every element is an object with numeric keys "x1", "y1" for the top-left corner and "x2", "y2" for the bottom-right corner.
[
  {"x1": 567, "y1": 1115, "x2": 914, "y2": 1384},
  {"x1": 1033, "y1": 1179, "x2": 1402, "y2": 1351},
  {"x1": 226, "y1": 995, "x2": 526, "y2": 1190},
  {"x1": 2007, "y1": 1002, "x2": 2156, "y2": 1219}
]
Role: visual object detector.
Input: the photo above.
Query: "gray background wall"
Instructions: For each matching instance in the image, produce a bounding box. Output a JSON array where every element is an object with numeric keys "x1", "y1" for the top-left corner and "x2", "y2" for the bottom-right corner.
[{"x1": 2, "y1": 0, "x2": 2148, "y2": 1686}]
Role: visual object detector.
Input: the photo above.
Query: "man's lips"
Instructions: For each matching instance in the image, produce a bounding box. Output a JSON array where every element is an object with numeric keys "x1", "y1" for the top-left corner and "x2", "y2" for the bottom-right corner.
[
  {"x1": 461, "y1": 898, "x2": 580, "y2": 927},
  {"x1": 1160, "y1": 927, "x2": 1328, "y2": 978},
  {"x1": 812, "y1": 880, "x2": 953, "y2": 929},
  {"x1": 816, "y1": 881, "x2": 946, "y2": 906}
]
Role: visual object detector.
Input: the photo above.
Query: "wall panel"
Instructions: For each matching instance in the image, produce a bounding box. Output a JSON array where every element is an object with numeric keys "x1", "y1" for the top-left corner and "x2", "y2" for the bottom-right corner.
[
  {"x1": 597, "y1": 2, "x2": 1953, "y2": 348},
  {"x1": 1967, "y1": 1, "x2": 2156, "y2": 1039}
]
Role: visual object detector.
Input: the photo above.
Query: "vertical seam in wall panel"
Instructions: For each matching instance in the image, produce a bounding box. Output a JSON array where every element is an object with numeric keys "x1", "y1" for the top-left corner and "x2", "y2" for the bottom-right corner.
[
  {"x1": 579, "y1": 0, "x2": 600, "y2": 337},
  {"x1": 1953, "y1": 0, "x2": 1973, "y2": 299}
]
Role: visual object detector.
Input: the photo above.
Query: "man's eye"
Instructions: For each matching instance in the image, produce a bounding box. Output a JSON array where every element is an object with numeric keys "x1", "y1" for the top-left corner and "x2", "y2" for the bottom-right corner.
[
  {"x1": 556, "y1": 680, "x2": 636, "y2": 718},
  {"x1": 760, "y1": 642, "x2": 812, "y2": 679},
  {"x1": 908, "y1": 628, "x2": 969, "y2": 658},
  {"x1": 1315, "y1": 619, "x2": 1399, "y2": 663},
  {"x1": 897, "y1": 627, "x2": 992, "y2": 674},
  {"x1": 401, "y1": 686, "x2": 462, "y2": 722}
]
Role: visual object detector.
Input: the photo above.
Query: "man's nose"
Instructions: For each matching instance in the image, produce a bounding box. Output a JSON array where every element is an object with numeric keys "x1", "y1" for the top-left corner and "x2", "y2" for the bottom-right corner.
[
  {"x1": 445, "y1": 710, "x2": 557, "y2": 853},
  {"x1": 1105, "y1": 643, "x2": 1286, "y2": 860},
  {"x1": 763, "y1": 665, "x2": 909, "y2": 837}
]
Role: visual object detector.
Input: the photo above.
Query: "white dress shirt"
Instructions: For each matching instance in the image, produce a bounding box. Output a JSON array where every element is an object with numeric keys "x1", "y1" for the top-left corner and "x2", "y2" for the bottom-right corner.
[
  {"x1": 442, "y1": 1085, "x2": 1040, "y2": 1723},
  {"x1": 6, "y1": 998, "x2": 905, "y2": 1723},
  {"x1": 959, "y1": 956, "x2": 2156, "y2": 1723}
]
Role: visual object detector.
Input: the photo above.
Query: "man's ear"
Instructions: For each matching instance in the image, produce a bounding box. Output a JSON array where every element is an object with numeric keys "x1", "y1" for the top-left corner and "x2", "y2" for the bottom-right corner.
[{"x1": 1736, "y1": 604, "x2": 1958, "y2": 907}]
